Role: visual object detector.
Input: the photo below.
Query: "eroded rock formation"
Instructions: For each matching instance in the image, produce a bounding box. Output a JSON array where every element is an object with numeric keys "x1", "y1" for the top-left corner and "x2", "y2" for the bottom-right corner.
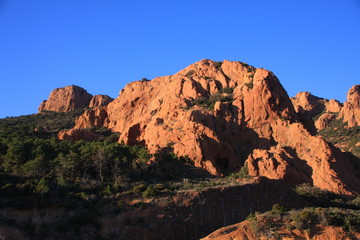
[
  {"x1": 69, "y1": 59, "x2": 360, "y2": 195},
  {"x1": 89, "y1": 94, "x2": 114, "y2": 108},
  {"x1": 315, "y1": 113, "x2": 337, "y2": 130},
  {"x1": 339, "y1": 85, "x2": 360, "y2": 127},
  {"x1": 291, "y1": 92, "x2": 342, "y2": 117},
  {"x1": 38, "y1": 85, "x2": 93, "y2": 112},
  {"x1": 38, "y1": 86, "x2": 113, "y2": 113}
]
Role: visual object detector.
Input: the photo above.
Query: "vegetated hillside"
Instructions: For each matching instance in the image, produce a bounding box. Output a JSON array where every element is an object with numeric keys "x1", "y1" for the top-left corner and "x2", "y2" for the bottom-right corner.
[
  {"x1": 317, "y1": 116, "x2": 360, "y2": 158},
  {"x1": 67, "y1": 59, "x2": 360, "y2": 196},
  {"x1": 202, "y1": 206, "x2": 360, "y2": 240},
  {"x1": 290, "y1": 88, "x2": 360, "y2": 158},
  {"x1": 0, "y1": 111, "x2": 309, "y2": 240},
  {"x1": 0, "y1": 59, "x2": 359, "y2": 239}
]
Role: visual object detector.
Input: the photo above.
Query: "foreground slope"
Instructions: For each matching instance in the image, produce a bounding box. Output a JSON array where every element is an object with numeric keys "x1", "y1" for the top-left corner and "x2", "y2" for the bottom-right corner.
[
  {"x1": 202, "y1": 207, "x2": 360, "y2": 240},
  {"x1": 70, "y1": 59, "x2": 360, "y2": 195}
]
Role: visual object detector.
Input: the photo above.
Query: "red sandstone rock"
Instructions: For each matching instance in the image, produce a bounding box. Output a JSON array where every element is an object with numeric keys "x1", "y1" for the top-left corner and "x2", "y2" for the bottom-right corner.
[
  {"x1": 58, "y1": 128, "x2": 102, "y2": 141},
  {"x1": 339, "y1": 85, "x2": 360, "y2": 127},
  {"x1": 38, "y1": 85, "x2": 93, "y2": 112},
  {"x1": 89, "y1": 95, "x2": 113, "y2": 108},
  {"x1": 291, "y1": 92, "x2": 342, "y2": 117},
  {"x1": 72, "y1": 59, "x2": 360, "y2": 195},
  {"x1": 315, "y1": 113, "x2": 337, "y2": 130},
  {"x1": 325, "y1": 99, "x2": 342, "y2": 113}
]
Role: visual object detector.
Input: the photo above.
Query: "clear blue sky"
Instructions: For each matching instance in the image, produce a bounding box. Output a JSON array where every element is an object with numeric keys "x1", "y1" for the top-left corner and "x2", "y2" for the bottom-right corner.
[{"x1": 0, "y1": 0, "x2": 359, "y2": 118}]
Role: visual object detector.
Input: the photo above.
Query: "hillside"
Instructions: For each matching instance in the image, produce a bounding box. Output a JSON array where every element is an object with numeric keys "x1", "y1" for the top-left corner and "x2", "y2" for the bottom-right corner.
[{"x1": 0, "y1": 59, "x2": 359, "y2": 239}]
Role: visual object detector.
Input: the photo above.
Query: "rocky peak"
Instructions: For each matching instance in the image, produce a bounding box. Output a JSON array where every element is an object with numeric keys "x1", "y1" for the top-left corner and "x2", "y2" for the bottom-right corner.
[
  {"x1": 72, "y1": 59, "x2": 360, "y2": 195},
  {"x1": 89, "y1": 95, "x2": 114, "y2": 108},
  {"x1": 339, "y1": 85, "x2": 360, "y2": 127},
  {"x1": 291, "y1": 91, "x2": 342, "y2": 117},
  {"x1": 38, "y1": 85, "x2": 93, "y2": 113}
]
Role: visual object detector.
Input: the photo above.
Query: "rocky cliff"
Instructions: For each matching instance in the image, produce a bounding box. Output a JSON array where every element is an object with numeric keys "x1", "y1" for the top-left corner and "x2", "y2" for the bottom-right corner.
[
  {"x1": 38, "y1": 85, "x2": 93, "y2": 112},
  {"x1": 69, "y1": 59, "x2": 360, "y2": 196},
  {"x1": 291, "y1": 92, "x2": 342, "y2": 117},
  {"x1": 339, "y1": 85, "x2": 360, "y2": 127},
  {"x1": 38, "y1": 85, "x2": 113, "y2": 113},
  {"x1": 89, "y1": 94, "x2": 114, "y2": 108}
]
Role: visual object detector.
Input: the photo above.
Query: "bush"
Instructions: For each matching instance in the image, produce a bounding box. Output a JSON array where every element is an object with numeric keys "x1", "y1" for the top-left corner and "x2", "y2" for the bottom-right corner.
[
  {"x1": 213, "y1": 61, "x2": 223, "y2": 69},
  {"x1": 221, "y1": 87, "x2": 234, "y2": 94},
  {"x1": 142, "y1": 185, "x2": 158, "y2": 198},
  {"x1": 272, "y1": 203, "x2": 285, "y2": 214},
  {"x1": 190, "y1": 91, "x2": 234, "y2": 110}
]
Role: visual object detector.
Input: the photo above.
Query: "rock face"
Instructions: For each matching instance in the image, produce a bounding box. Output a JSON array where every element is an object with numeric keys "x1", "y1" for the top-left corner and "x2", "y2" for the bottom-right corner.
[
  {"x1": 73, "y1": 59, "x2": 360, "y2": 195},
  {"x1": 89, "y1": 95, "x2": 113, "y2": 108},
  {"x1": 291, "y1": 92, "x2": 342, "y2": 117},
  {"x1": 339, "y1": 85, "x2": 360, "y2": 127},
  {"x1": 38, "y1": 85, "x2": 93, "y2": 112},
  {"x1": 291, "y1": 92, "x2": 326, "y2": 116},
  {"x1": 57, "y1": 128, "x2": 102, "y2": 141},
  {"x1": 315, "y1": 113, "x2": 337, "y2": 130},
  {"x1": 290, "y1": 92, "x2": 342, "y2": 131}
]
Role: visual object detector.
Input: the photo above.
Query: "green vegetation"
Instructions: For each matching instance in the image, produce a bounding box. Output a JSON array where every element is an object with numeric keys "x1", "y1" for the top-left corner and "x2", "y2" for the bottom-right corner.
[
  {"x1": 186, "y1": 70, "x2": 195, "y2": 77},
  {"x1": 245, "y1": 82, "x2": 254, "y2": 89},
  {"x1": 213, "y1": 61, "x2": 223, "y2": 69},
  {"x1": 1, "y1": 110, "x2": 360, "y2": 239},
  {"x1": 189, "y1": 89, "x2": 234, "y2": 110},
  {"x1": 294, "y1": 183, "x2": 360, "y2": 209},
  {"x1": 247, "y1": 206, "x2": 360, "y2": 238},
  {"x1": 220, "y1": 87, "x2": 234, "y2": 94},
  {"x1": 317, "y1": 118, "x2": 360, "y2": 158}
]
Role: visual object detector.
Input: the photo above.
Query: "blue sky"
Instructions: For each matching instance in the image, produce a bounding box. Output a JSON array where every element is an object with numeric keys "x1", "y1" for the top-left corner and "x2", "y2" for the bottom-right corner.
[{"x1": 0, "y1": 0, "x2": 359, "y2": 118}]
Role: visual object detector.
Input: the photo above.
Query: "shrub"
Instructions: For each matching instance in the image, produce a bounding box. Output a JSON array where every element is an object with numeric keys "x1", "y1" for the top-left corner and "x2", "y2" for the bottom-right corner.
[
  {"x1": 132, "y1": 183, "x2": 148, "y2": 194},
  {"x1": 272, "y1": 203, "x2": 285, "y2": 214},
  {"x1": 190, "y1": 91, "x2": 234, "y2": 110},
  {"x1": 186, "y1": 70, "x2": 195, "y2": 77},
  {"x1": 229, "y1": 163, "x2": 250, "y2": 179},
  {"x1": 35, "y1": 178, "x2": 50, "y2": 194},
  {"x1": 213, "y1": 61, "x2": 223, "y2": 69},
  {"x1": 245, "y1": 82, "x2": 254, "y2": 89},
  {"x1": 142, "y1": 185, "x2": 158, "y2": 198},
  {"x1": 221, "y1": 87, "x2": 234, "y2": 94}
]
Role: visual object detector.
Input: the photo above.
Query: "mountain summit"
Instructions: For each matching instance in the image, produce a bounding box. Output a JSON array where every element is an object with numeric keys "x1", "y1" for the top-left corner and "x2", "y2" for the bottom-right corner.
[
  {"x1": 41, "y1": 59, "x2": 360, "y2": 196},
  {"x1": 42, "y1": 59, "x2": 360, "y2": 195}
]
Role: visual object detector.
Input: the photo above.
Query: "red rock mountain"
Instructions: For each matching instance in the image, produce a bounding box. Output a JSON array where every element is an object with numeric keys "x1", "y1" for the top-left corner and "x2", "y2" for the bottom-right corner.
[
  {"x1": 339, "y1": 85, "x2": 360, "y2": 127},
  {"x1": 66, "y1": 59, "x2": 360, "y2": 196},
  {"x1": 89, "y1": 94, "x2": 114, "y2": 108},
  {"x1": 291, "y1": 91, "x2": 342, "y2": 117},
  {"x1": 38, "y1": 85, "x2": 93, "y2": 112},
  {"x1": 38, "y1": 85, "x2": 113, "y2": 113}
]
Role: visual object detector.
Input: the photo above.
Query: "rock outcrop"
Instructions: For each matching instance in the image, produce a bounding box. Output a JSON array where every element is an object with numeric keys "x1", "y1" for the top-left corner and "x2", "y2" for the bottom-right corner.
[
  {"x1": 291, "y1": 92, "x2": 342, "y2": 117},
  {"x1": 72, "y1": 59, "x2": 360, "y2": 195},
  {"x1": 89, "y1": 95, "x2": 113, "y2": 108},
  {"x1": 315, "y1": 113, "x2": 337, "y2": 130},
  {"x1": 38, "y1": 85, "x2": 93, "y2": 112},
  {"x1": 57, "y1": 128, "x2": 102, "y2": 141},
  {"x1": 291, "y1": 92, "x2": 326, "y2": 117},
  {"x1": 339, "y1": 85, "x2": 360, "y2": 127}
]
